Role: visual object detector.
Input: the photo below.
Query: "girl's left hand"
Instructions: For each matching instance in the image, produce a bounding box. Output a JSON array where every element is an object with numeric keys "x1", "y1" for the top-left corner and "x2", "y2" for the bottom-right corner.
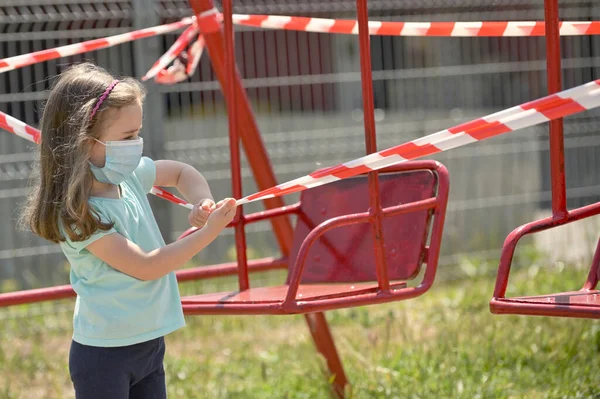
[{"x1": 188, "y1": 199, "x2": 215, "y2": 228}]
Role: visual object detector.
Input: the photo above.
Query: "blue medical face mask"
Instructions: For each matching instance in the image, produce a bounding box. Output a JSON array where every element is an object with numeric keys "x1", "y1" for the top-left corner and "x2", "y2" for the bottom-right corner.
[{"x1": 89, "y1": 137, "x2": 144, "y2": 185}]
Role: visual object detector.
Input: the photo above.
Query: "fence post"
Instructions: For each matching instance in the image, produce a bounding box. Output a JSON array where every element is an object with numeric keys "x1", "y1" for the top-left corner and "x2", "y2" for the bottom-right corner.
[{"x1": 131, "y1": 0, "x2": 172, "y2": 239}]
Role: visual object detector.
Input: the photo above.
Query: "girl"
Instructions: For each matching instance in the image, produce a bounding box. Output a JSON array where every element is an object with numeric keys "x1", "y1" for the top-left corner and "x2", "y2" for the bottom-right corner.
[{"x1": 21, "y1": 62, "x2": 236, "y2": 398}]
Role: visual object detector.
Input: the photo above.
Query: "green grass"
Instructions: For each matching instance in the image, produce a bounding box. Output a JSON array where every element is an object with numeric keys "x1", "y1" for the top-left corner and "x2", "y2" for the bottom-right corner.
[{"x1": 1, "y1": 262, "x2": 599, "y2": 399}]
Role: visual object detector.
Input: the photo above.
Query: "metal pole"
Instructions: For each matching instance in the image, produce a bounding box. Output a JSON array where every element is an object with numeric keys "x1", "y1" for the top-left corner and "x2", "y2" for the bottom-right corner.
[
  {"x1": 544, "y1": 0, "x2": 568, "y2": 218},
  {"x1": 356, "y1": 0, "x2": 389, "y2": 291},
  {"x1": 222, "y1": 0, "x2": 249, "y2": 290}
]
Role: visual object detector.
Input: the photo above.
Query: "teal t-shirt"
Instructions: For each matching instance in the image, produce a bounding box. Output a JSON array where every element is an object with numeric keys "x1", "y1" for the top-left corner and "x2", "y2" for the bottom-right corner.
[{"x1": 59, "y1": 156, "x2": 186, "y2": 347}]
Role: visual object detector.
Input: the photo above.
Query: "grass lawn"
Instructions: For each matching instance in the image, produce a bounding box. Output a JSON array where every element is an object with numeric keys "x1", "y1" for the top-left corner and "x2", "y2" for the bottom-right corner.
[{"x1": 1, "y1": 259, "x2": 599, "y2": 399}]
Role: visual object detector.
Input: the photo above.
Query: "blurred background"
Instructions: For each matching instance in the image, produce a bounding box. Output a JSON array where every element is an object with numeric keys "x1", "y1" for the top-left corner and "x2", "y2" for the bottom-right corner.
[{"x1": 1, "y1": 1, "x2": 600, "y2": 397}]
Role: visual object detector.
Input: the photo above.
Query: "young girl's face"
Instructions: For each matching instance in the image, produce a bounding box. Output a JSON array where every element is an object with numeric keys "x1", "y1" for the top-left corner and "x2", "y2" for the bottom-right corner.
[{"x1": 89, "y1": 100, "x2": 143, "y2": 168}]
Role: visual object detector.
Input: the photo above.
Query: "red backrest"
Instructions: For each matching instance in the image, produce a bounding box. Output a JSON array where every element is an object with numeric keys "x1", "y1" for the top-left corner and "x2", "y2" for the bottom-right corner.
[{"x1": 288, "y1": 168, "x2": 437, "y2": 284}]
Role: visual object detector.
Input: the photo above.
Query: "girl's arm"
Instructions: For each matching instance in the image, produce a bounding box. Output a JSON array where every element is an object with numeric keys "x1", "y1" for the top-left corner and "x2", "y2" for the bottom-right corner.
[
  {"x1": 86, "y1": 199, "x2": 236, "y2": 281},
  {"x1": 154, "y1": 160, "x2": 214, "y2": 227},
  {"x1": 154, "y1": 160, "x2": 213, "y2": 205}
]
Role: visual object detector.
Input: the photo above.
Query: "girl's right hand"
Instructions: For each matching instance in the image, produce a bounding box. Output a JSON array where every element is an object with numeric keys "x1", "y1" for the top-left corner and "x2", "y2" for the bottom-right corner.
[{"x1": 207, "y1": 198, "x2": 237, "y2": 229}]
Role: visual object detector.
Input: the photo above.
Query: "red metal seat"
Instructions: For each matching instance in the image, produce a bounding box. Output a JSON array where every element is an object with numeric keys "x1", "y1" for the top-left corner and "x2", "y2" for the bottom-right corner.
[
  {"x1": 181, "y1": 160, "x2": 449, "y2": 315},
  {"x1": 490, "y1": 202, "x2": 600, "y2": 319}
]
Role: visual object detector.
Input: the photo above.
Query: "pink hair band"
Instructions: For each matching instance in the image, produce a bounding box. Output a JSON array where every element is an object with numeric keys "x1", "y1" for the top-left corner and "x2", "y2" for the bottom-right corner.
[{"x1": 90, "y1": 79, "x2": 120, "y2": 120}]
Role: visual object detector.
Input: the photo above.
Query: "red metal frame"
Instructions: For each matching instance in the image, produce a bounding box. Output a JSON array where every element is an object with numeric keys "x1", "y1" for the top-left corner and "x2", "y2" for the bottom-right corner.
[
  {"x1": 183, "y1": 1, "x2": 447, "y2": 394},
  {"x1": 189, "y1": 0, "x2": 347, "y2": 394},
  {"x1": 490, "y1": 202, "x2": 600, "y2": 318},
  {"x1": 0, "y1": 257, "x2": 287, "y2": 307},
  {"x1": 356, "y1": 0, "x2": 390, "y2": 292},
  {"x1": 544, "y1": 0, "x2": 568, "y2": 219},
  {"x1": 181, "y1": 160, "x2": 449, "y2": 315},
  {"x1": 222, "y1": 0, "x2": 249, "y2": 291},
  {"x1": 490, "y1": 0, "x2": 600, "y2": 318},
  {"x1": 0, "y1": 1, "x2": 450, "y2": 396}
]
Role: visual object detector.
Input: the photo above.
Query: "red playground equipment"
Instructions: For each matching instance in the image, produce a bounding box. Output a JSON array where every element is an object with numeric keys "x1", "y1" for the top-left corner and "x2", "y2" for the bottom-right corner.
[
  {"x1": 0, "y1": 0, "x2": 451, "y2": 395},
  {"x1": 180, "y1": 2, "x2": 449, "y2": 395},
  {"x1": 1, "y1": 0, "x2": 600, "y2": 396},
  {"x1": 489, "y1": 0, "x2": 600, "y2": 320}
]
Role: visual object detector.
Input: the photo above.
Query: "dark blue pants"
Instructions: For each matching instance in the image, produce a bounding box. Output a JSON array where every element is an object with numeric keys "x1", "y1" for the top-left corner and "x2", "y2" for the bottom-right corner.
[{"x1": 69, "y1": 337, "x2": 167, "y2": 399}]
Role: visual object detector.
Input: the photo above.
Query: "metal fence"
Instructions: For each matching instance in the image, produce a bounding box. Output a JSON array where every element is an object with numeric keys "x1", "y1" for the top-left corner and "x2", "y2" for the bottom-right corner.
[{"x1": 0, "y1": 0, "x2": 599, "y2": 297}]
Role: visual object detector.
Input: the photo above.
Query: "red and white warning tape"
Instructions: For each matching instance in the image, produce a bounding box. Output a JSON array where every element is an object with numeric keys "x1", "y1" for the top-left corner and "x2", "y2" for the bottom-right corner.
[
  {"x1": 237, "y1": 79, "x2": 600, "y2": 205},
  {"x1": 0, "y1": 111, "x2": 41, "y2": 144},
  {"x1": 232, "y1": 15, "x2": 600, "y2": 37},
  {"x1": 144, "y1": 14, "x2": 600, "y2": 86},
  {"x1": 143, "y1": 8, "x2": 220, "y2": 84},
  {"x1": 3, "y1": 10, "x2": 600, "y2": 209},
  {"x1": 143, "y1": 24, "x2": 200, "y2": 82},
  {"x1": 0, "y1": 17, "x2": 194, "y2": 74},
  {"x1": 0, "y1": 110, "x2": 193, "y2": 210},
  {"x1": 4, "y1": 15, "x2": 600, "y2": 78},
  {"x1": 148, "y1": 35, "x2": 205, "y2": 85},
  {"x1": 150, "y1": 187, "x2": 193, "y2": 209},
  {"x1": 6, "y1": 79, "x2": 600, "y2": 208}
]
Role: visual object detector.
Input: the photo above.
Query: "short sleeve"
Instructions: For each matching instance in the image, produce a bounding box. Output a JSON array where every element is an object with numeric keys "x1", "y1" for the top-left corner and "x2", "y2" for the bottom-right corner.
[
  {"x1": 60, "y1": 210, "x2": 116, "y2": 255},
  {"x1": 132, "y1": 156, "x2": 156, "y2": 194}
]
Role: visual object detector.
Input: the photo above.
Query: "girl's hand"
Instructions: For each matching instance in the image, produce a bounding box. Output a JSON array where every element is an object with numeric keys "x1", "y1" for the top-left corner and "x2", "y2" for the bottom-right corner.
[
  {"x1": 210, "y1": 198, "x2": 229, "y2": 211},
  {"x1": 207, "y1": 198, "x2": 237, "y2": 230},
  {"x1": 188, "y1": 199, "x2": 215, "y2": 228}
]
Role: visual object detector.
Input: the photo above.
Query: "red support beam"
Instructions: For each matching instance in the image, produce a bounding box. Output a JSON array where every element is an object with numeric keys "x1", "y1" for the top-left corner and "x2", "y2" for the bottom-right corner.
[
  {"x1": 221, "y1": 0, "x2": 249, "y2": 290},
  {"x1": 544, "y1": 0, "x2": 568, "y2": 218},
  {"x1": 305, "y1": 312, "x2": 349, "y2": 398},
  {"x1": 189, "y1": 0, "x2": 294, "y2": 255},
  {"x1": 356, "y1": 0, "x2": 389, "y2": 291}
]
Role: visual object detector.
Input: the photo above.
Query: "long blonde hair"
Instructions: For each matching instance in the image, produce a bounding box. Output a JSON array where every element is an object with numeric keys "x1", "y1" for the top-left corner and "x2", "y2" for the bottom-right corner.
[{"x1": 21, "y1": 62, "x2": 146, "y2": 243}]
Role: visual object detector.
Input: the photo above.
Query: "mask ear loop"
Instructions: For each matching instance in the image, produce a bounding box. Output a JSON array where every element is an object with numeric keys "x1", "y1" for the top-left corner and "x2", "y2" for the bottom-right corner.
[
  {"x1": 91, "y1": 137, "x2": 106, "y2": 146},
  {"x1": 89, "y1": 136, "x2": 144, "y2": 148}
]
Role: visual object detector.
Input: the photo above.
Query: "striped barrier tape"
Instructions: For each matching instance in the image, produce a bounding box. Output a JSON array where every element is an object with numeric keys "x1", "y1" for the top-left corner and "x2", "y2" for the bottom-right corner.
[
  {"x1": 237, "y1": 79, "x2": 600, "y2": 205},
  {"x1": 0, "y1": 110, "x2": 193, "y2": 210}
]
